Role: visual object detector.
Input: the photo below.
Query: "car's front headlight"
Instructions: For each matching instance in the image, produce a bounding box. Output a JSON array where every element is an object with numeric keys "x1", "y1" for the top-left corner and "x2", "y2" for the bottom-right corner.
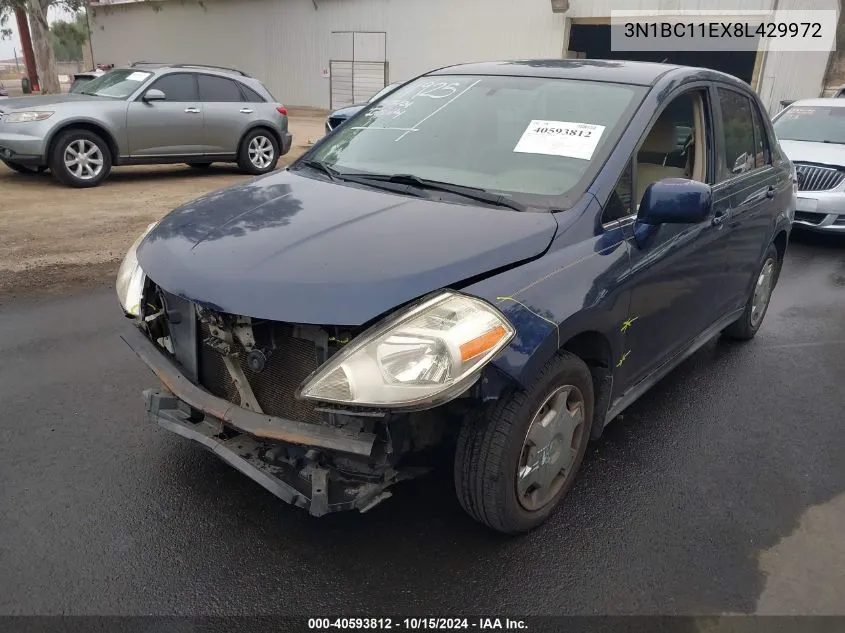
[
  {"x1": 116, "y1": 221, "x2": 158, "y2": 317},
  {"x1": 297, "y1": 291, "x2": 515, "y2": 409},
  {"x1": 4, "y1": 111, "x2": 54, "y2": 123}
]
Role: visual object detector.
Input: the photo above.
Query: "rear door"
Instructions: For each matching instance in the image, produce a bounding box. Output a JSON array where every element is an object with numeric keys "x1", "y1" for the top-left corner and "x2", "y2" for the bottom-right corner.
[
  {"x1": 126, "y1": 72, "x2": 204, "y2": 157},
  {"x1": 197, "y1": 74, "x2": 254, "y2": 155},
  {"x1": 713, "y1": 86, "x2": 784, "y2": 311}
]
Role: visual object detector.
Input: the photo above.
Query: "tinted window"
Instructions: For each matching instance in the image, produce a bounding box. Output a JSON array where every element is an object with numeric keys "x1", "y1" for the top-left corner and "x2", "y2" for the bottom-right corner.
[
  {"x1": 150, "y1": 73, "x2": 198, "y2": 101},
  {"x1": 750, "y1": 102, "x2": 770, "y2": 168},
  {"x1": 198, "y1": 74, "x2": 243, "y2": 102},
  {"x1": 307, "y1": 74, "x2": 646, "y2": 204},
  {"x1": 239, "y1": 84, "x2": 265, "y2": 103},
  {"x1": 79, "y1": 69, "x2": 152, "y2": 99},
  {"x1": 718, "y1": 88, "x2": 756, "y2": 179}
]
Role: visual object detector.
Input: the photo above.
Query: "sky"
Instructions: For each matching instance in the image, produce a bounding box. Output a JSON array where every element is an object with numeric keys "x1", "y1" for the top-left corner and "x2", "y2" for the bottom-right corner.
[{"x1": 0, "y1": 5, "x2": 78, "y2": 61}]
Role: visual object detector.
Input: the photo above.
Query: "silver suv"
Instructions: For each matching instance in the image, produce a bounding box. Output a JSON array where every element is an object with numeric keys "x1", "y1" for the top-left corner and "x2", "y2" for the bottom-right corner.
[{"x1": 0, "y1": 63, "x2": 292, "y2": 187}]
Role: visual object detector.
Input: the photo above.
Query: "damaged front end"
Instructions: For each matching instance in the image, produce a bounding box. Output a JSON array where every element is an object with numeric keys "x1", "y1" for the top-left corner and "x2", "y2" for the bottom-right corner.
[{"x1": 122, "y1": 282, "x2": 461, "y2": 516}]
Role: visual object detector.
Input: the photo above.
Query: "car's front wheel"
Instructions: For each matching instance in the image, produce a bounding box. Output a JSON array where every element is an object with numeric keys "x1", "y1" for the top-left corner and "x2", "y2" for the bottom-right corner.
[
  {"x1": 722, "y1": 242, "x2": 781, "y2": 341},
  {"x1": 49, "y1": 129, "x2": 112, "y2": 188},
  {"x1": 237, "y1": 129, "x2": 279, "y2": 175},
  {"x1": 454, "y1": 351, "x2": 594, "y2": 534}
]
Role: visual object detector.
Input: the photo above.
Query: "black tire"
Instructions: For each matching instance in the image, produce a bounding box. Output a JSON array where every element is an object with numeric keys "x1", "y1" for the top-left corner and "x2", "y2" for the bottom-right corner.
[
  {"x1": 2, "y1": 160, "x2": 42, "y2": 175},
  {"x1": 187, "y1": 162, "x2": 213, "y2": 169},
  {"x1": 454, "y1": 351, "x2": 595, "y2": 534},
  {"x1": 237, "y1": 129, "x2": 279, "y2": 175},
  {"x1": 722, "y1": 243, "x2": 781, "y2": 341},
  {"x1": 49, "y1": 129, "x2": 112, "y2": 188}
]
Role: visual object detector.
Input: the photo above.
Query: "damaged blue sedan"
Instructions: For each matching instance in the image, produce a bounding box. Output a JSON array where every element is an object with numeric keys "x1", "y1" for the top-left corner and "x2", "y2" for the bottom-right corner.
[{"x1": 118, "y1": 60, "x2": 795, "y2": 534}]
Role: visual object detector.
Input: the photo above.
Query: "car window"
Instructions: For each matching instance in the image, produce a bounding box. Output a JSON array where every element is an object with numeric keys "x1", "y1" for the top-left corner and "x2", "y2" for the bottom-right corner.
[
  {"x1": 150, "y1": 73, "x2": 199, "y2": 102},
  {"x1": 367, "y1": 82, "x2": 400, "y2": 103},
  {"x1": 602, "y1": 160, "x2": 634, "y2": 224},
  {"x1": 306, "y1": 74, "x2": 646, "y2": 206},
  {"x1": 198, "y1": 74, "x2": 243, "y2": 102},
  {"x1": 772, "y1": 104, "x2": 845, "y2": 144},
  {"x1": 239, "y1": 84, "x2": 265, "y2": 103},
  {"x1": 717, "y1": 88, "x2": 756, "y2": 180},
  {"x1": 750, "y1": 101, "x2": 771, "y2": 168},
  {"x1": 78, "y1": 68, "x2": 152, "y2": 99}
]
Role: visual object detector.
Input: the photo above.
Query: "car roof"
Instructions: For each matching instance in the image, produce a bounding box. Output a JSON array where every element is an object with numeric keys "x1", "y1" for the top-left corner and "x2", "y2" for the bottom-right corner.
[
  {"x1": 785, "y1": 98, "x2": 845, "y2": 108},
  {"x1": 426, "y1": 59, "x2": 743, "y2": 88},
  {"x1": 119, "y1": 62, "x2": 252, "y2": 79}
]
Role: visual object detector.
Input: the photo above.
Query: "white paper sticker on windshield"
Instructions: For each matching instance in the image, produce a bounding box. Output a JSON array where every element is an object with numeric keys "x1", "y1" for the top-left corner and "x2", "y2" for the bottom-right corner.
[
  {"x1": 513, "y1": 120, "x2": 605, "y2": 160},
  {"x1": 127, "y1": 71, "x2": 150, "y2": 82}
]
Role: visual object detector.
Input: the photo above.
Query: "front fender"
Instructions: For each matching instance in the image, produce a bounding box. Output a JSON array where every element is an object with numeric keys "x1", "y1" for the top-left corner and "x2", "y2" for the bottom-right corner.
[{"x1": 464, "y1": 198, "x2": 632, "y2": 391}]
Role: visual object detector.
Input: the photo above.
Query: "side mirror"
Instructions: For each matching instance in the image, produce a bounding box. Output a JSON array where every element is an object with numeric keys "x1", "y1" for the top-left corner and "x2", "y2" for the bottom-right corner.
[
  {"x1": 143, "y1": 88, "x2": 166, "y2": 103},
  {"x1": 732, "y1": 152, "x2": 749, "y2": 174},
  {"x1": 637, "y1": 178, "x2": 713, "y2": 226}
]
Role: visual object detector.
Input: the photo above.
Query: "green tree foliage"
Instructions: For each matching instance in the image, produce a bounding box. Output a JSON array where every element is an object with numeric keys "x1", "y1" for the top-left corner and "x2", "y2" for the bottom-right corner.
[{"x1": 50, "y1": 10, "x2": 87, "y2": 61}]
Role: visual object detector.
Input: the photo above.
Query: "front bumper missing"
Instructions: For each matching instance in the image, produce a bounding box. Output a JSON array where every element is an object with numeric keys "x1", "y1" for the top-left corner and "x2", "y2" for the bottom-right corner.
[{"x1": 122, "y1": 326, "x2": 395, "y2": 516}]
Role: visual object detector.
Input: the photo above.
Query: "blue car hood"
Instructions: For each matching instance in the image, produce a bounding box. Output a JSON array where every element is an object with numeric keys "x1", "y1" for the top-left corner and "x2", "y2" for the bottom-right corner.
[{"x1": 137, "y1": 170, "x2": 558, "y2": 325}]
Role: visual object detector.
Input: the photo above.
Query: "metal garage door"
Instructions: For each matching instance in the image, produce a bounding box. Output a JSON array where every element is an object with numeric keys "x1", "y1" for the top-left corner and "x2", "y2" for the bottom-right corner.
[{"x1": 329, "y1": 31, "x2": 388, "y2": 109}]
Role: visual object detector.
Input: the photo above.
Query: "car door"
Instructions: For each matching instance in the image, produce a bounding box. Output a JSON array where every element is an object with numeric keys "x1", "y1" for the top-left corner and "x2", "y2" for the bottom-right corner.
[
  {"x1": 713, "y1": 86, "x2": 787, "y2": 310},
  {"x1": 614, "y1": 86, "x2": 733, "y2": 390},
  {"x1": 126, "y1": 72, "x2": 204, "y2": 157},
  {"x1": 197, "y1": 74, "x2": 254, "y2": 155}
]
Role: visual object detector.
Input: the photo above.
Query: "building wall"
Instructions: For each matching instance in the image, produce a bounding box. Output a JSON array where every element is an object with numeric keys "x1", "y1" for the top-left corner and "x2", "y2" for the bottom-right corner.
[{"x1": 89, "y1": 0, "x2": 567, "y2": 109}]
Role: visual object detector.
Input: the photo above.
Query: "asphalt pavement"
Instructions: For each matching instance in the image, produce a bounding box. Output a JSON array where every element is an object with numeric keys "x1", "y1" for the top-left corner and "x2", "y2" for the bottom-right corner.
[{"x1": 1, "y1": 231, "x2": 844, "y2": 616}]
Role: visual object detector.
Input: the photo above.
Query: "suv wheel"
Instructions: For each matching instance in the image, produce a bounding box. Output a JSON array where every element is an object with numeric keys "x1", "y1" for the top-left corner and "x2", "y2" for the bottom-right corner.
[
  {"x1": 50, "y1": 129, "x2": 111, "y2": 188},
  {"x1": 722, "y1": 242, "x2": 781, "y2": 341},
  {"x1": 238, "y1": 129, "x2": 279, "y2": 175},
  {"x1": 454, "y1": 351, "x2": 594, "y2": 534}
]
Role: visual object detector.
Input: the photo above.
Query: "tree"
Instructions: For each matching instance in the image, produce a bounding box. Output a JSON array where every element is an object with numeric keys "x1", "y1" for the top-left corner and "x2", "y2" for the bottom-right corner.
[
  {"x1": 0, "y1": 0, "x2": 83, "y2": 93},
  {"x1": 51, "y1": 10, "x2": 87, "y2": 61}
]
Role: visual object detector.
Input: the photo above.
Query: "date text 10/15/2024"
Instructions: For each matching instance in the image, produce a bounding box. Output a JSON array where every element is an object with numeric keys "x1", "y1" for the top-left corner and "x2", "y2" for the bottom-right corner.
[{"x1": 308, "y1": 618, "x2": 528, "y2": 630}]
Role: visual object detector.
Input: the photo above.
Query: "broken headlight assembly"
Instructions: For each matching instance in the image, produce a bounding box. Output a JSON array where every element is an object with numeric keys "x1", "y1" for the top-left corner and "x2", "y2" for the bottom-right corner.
[
  {"x1": 296, "y1": 291, "x2": 515, "y2": 410},
  {"x1": 116, "y1": 221, "x2": 158, "y2": 317}
]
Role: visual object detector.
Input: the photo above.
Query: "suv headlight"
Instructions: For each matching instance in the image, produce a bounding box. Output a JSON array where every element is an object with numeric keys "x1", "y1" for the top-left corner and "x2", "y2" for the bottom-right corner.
[
  {"x1": 5, "y1": 111, "x2": 54, "y2": 123},
  {"x1": 116, "y1": 222, "x2": 158, "y2": 317},
  {"x1": 297, "y1": 291, "x2": 515, "y2": 409}
]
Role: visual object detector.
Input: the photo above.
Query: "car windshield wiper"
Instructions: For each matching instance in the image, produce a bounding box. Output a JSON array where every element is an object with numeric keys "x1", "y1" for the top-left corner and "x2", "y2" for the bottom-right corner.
[
  {"x1": 299, "y1": 159, "x2": 340, "y2": 180},
  {"x1": 350, "y1": 173, "x2": 527, "y2": 211}
]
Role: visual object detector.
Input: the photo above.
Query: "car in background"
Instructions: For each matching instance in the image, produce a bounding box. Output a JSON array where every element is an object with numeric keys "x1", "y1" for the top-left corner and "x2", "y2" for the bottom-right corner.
[
  {"x1": 325, "y1": 81, "x2": 402, "y2": 134},
  {"x1": 69, "y1": 68, "x2": 107, "y2": 94},
  {"x1": 118, "y1": 60, "x2": 793, "y2": 535},
  {"x1": 0, "y1": 82, "x2": 8, "y2": 98},
  {"x1": 0, "y1": 62, "x2": 292, "y2": 187},
  {"x1": 772, "y1": 98, "x2": 845, "y2": 233}
]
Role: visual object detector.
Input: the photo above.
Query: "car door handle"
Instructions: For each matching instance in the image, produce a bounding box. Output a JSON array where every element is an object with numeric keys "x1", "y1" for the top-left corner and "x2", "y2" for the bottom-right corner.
[
  {"x1": 240, "y1": 108, "x2": 254, "y2": 114},
  {"x1": 184, "y1": 107, "x2": 200, "y2": 114}
]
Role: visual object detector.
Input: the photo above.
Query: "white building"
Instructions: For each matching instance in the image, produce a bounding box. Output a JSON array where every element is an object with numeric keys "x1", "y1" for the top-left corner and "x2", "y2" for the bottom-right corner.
[{"x1": 88, "y1": 0, "x2": 840, "y2": 113}]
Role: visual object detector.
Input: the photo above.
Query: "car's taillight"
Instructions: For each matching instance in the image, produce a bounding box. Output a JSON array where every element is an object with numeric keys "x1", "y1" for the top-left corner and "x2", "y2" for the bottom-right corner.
[{"x1": 276, "y1": 105, "x2": 288, "y2": 116}]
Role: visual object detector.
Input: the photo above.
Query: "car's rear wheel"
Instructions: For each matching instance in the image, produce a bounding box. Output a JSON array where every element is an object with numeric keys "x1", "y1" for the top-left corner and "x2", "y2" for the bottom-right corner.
[
  {"x1": 454, "y1": 351, "x2": 594, "y2": 534},
  {"x1": 187, "y1": 162, "x2": 213, "y2": 169},
  {"x1": 722, "y1": 243, "x2": 781, "y2": 341},
  {"x1": 49, "y1": 129, "x2": 112, "y2": 188},
  {"x1": 237, "y1": 129, "x2": 279, "y2": 175}
]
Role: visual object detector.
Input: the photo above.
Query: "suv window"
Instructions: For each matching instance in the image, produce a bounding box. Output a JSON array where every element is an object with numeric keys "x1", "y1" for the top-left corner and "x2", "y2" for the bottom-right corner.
[
  {"x1": 750, "y1": 102, "x2": 771, "y2": 168},
  {"x1": 603, "y1": 160, "x2": 634, "y2": 224},
  {"x1": 198, "y1": 74, "x2": 243, "y2": 102},
  {"x1": 239, "y1": 84, "x2": 265, "y2": 103},
  {"x1": 150, "y1": 73, "x2": 198, "y2": 102},
  {"x1": 717, "y1": 88, "x2": 756, "y2": 180}
]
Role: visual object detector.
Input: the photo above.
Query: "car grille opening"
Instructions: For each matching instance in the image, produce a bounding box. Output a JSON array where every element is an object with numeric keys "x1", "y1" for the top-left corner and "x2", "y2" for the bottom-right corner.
[
  {"x1": 795, "y1": 163, "x2": 845, "y2": 192},
  {"x1": 197, "y1": 320, "x2": 324, "y2": 424},
  {"x1": 794, "y1": 211, "x2": 824, "y2": 225}
]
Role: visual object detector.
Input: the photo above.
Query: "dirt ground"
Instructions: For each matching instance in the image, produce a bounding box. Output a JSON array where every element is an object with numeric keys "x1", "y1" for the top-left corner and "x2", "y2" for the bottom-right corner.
[{"x1": 0, "y1": 109, "x2": 327, "y2": 300}]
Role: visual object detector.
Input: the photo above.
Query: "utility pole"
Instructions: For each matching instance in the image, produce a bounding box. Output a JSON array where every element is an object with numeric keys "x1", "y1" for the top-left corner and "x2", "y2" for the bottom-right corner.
[{"x1": 14, "y1": 7, "x2": 39, "y2": 92}]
